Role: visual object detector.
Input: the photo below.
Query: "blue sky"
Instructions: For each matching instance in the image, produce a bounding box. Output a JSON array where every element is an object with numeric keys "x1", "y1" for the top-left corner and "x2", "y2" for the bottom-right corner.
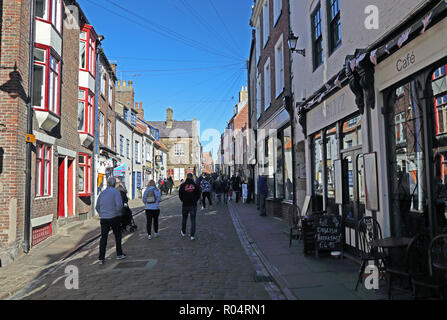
[{"x1": 77, "y1": 0, "x2": 253, "y2": 161}]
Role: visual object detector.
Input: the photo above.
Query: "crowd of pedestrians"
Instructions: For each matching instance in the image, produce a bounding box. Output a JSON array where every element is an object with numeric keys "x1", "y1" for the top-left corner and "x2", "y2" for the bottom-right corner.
[{"x1": 95, "y1": 171, "x2": 267, "y2": 265}]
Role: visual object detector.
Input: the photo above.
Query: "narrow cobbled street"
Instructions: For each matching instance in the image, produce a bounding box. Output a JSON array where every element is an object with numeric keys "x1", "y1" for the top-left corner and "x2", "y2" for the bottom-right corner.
[{"x1": 13, "y1": 196, "x2": 272, "y2": 300}]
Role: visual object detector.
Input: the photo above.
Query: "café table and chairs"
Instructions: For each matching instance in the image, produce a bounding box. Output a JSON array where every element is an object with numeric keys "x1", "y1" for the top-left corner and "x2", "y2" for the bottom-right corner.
[
  {"x1": 410, "y1": 233, "x2": 447, "y2": 299},
  {"x1": 354, "y1": 216, "x2": 389, "y2": 291}
]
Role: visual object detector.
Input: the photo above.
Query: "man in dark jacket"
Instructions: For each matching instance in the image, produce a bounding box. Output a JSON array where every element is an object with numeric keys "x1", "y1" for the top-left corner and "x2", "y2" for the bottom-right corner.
[
  {"x1": 179, "y1": 173, "x2": 201, "y2": 240},
  {"x1": 96, "y1": 177, "x2": 126, "y2": 264},
  {"x1": 232, "y1": 174, "x2": 242, "y2": 203}
]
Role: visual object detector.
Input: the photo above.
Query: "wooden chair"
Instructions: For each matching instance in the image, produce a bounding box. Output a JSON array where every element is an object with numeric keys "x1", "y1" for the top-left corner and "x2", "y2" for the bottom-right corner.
[
  {"x1": 386, "y1": 234, "x2": 430, "y2": 300},
  {"x1": 288, "y1": 205, "x2": 302, "y2": 248},
  {"x1": 411, "y1": 234, "x2": 447, "y2": 299},
  {"x1": 354, "y1": 216, "x2": 388, "y2": 291}
]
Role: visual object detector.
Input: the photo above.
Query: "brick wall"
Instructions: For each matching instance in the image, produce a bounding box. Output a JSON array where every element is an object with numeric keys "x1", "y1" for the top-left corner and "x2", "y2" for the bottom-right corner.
[
  {"x1": 255, "y1": 0, "x2": 291, "y2": 128},
  {"x1": 0, "y1": 0, "x2": 31, "y2": 255}
]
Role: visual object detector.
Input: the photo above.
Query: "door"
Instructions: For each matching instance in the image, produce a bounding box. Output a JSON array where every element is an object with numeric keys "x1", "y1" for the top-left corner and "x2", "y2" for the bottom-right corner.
[
  {"x1": 132, "y1": 171, "x2": 136, "y2": 199},
  {"x1": 67, "y1": 159, "x2": 74, "y2": 216},
  {"x1": 342, "y1": 149, "x2": 365, "y2": 255},
  {"x1": 58, "y1": 157, "x2": 65, "y2": 218}
]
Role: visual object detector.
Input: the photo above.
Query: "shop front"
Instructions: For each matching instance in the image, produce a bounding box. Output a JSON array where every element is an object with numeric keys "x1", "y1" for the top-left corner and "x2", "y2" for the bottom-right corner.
[
  {"x1": 375, "y1": 4, "x2": 447, "y2": 238},
  {"x1": 305, "y1": 86, "x2": 364, "y2": 256},
  {"x1": 302, "y1": 0, "x2": 447, "y2": 258},
  {"x1": 258, "y1": 107, "x2": 294, "y2": 221}
]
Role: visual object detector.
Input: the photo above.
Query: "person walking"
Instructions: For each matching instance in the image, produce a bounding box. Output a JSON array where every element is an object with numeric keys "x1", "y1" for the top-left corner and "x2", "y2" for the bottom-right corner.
[
  {"x1": 179, "y1": 173, "x2": 201, "y2": 240},
  {"x1": 95, "y1": 177, "x2": 126, "y2": 265},
  {"x1": 200, "y1": 177, "x2": 213, "y2": 209},
  {"x1": 242, "y1": 178, "x2": 248, "y2": 203},
  {"x1": 142, "y1": 180, "x2": 162, "y2": 239},
  {"x1": 167, "y1": 176, "x2": 174, "y2": 195},
  {"x1": 232, "y1": 174, "x2": 242, "y2": 203},
  {"x1": 258, "y1": 175, "x2": 268, "y2": 216},
  {"x1": 223, "y1": 175, "x2": 229, "y2": 203},
  {"x1": 214, "y1": 176, "x2": 224, "y2": 204}
]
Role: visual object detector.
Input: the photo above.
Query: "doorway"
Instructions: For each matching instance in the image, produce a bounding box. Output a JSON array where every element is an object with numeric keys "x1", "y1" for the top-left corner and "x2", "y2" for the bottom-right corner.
[{"x1": 342, "y1": 149, "x2": 365, "y2": 255}]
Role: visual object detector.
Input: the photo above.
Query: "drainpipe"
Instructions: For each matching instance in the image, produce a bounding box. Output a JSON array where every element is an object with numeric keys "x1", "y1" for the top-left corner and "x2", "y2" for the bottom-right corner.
[
  {"x1": 286, "y1": 0, "x2": 298, "y2": 213},
  {"x1": 24, "y1": 0, "x2": 36, "y2": 253},
  {"x1": 92, "y1": 37, "x2": 103, "y2": 216}
]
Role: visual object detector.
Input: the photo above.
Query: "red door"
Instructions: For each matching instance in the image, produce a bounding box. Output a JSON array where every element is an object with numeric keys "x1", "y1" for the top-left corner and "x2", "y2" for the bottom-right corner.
[
  {"x1": 67, "y1": 159, "x2": 74, "y2": 216},
  {"x1": 58, "y1": 157, "x2": 65, "y2": 218}
]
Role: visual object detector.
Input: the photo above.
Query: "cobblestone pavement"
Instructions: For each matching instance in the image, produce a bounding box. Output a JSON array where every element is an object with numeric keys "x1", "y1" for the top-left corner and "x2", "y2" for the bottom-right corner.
[{"x1": 12, "y1": 196, "x2": 271, "y2": 300}]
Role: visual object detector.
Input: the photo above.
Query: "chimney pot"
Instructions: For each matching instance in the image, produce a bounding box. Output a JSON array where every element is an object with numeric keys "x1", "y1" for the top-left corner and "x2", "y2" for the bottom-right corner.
[{"x1": 123, "y1": 80, "x2": 126, "y2": 87}]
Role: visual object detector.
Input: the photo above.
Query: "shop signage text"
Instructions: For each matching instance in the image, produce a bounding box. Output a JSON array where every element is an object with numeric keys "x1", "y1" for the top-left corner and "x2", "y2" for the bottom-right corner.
[{"x1": 396, "y1": 51, "x2": 416, "y2": 72}]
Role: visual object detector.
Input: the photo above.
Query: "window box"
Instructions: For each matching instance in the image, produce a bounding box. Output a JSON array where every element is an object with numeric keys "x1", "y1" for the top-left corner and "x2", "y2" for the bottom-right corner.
[{"x1": 78, "y1": 152, "x2": 92, "y2": 196}]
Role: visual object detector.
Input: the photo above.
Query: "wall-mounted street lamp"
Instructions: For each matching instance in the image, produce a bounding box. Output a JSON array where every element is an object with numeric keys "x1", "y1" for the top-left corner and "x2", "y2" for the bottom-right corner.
[{"x1": 288, "y1": 33, "x2": 305, "y2": 57}]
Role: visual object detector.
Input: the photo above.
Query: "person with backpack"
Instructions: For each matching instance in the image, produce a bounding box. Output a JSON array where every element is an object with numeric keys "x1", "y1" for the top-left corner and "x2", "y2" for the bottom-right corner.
[
  {"x1": 200, "y1": 177, "x2": 212, "y2": 209},
  {"x1": 142, "y1": 180, "x2": 162, "y2": 240},
  {"x1": 179, "y1": 173, "x2": 201, "y2": 240}
]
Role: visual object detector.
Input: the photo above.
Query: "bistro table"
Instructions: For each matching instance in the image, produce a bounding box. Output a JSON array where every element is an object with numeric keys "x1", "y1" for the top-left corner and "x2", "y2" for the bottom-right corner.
[{"x1": 371, "y1": 237, "x2": 413, "y2": 249}]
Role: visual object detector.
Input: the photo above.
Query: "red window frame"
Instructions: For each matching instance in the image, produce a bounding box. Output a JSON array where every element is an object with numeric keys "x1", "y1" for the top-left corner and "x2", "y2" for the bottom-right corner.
[
  {"x1": 33, "y1": 44, "x2": 61, "y2": 116},
  {"x1": 79, "y1": 153, "x2": 92, "y2": 196},
  {"x1": 35, "y1": 142, "x2": 52, "y2": 198},
  {"x1": 78, "y1": 87, "x2": 95, "y2": 136},
  {"x1": 79, "y1": 25, "x2": 97, "y2": 77},
  {"x1": 35, "y1": 0, "x2": 63, "y2": 35}
]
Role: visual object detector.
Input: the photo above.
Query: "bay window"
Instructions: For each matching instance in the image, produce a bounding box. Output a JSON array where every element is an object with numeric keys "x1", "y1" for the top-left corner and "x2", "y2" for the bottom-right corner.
[
  {"x1": 78, "y1": 88, "x2": 95, "y2": 136},
  {"x1": 35, "y1": 0, "x2": 62, "y2": 33},
  {"x1": 79, "y1": 26, "x2": 97, "y2": 76},
  {"x1": 79, "y1": 153, "x2": 92, "y2": 196},
  {"x1": 35, "y1": 142, "x2": 52, "y2": 197},
  {"x1": 33, "y1": 45, "x2": 61, "y2": 115}
]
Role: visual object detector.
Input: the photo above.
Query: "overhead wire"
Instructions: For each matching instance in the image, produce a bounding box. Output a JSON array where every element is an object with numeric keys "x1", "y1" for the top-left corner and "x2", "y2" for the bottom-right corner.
[
  {"x1": 176, "y1": 0, "x2": 244, "y2": 59},
  {"x1": 94, "y1": 0, "x2": 244, "y2": 62}
]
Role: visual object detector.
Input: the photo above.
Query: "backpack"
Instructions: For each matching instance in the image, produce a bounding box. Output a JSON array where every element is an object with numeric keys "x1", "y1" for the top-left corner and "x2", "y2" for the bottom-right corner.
[
  {"x1": 201, "y1": 180, "x2": 211, "y2": 192},
  {"x1": 146, "y1": 189, "x2": 156, "y2": 204}
]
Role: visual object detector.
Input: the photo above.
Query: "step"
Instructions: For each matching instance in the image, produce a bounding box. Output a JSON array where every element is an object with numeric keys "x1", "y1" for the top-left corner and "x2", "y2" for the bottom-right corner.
[{"x1": 58, "y1": 221, "x2": 85, "y2": 236}]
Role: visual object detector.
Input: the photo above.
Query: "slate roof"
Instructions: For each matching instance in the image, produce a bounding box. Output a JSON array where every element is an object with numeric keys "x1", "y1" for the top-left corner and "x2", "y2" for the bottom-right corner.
[{"x1": 148, "y1": 121, "x2": 194, "y2": 138}]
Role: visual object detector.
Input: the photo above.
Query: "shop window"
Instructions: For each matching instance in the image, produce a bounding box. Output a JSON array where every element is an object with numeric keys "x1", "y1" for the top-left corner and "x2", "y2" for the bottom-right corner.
[
  {"x1": 312, "y1": 133, "x2": 324, "y2": 210},
  {"x1": 33, "y1": 46, "x2": 61, "y2": 116},
  {"x1": 311, "y1": 3, "x2": 324, "y2": 70},
  {"x1": 327, "y1": 0, "x2": 341, "y2": 54},
  {"x1": 35, "y1": 142, "x2": 52, "y2": 197},
  {"x1": 284, "y1": 127, "x2": 294, "y2": 201},
  {"x1": 433, "y1": 66, "x2": 447, "y2": 232},
  {"x1": 326, "y1": 126, "x2": 337, "y2": 200},
  {"x1": 275, "y1": 131, "x2": 284, "y2": 199},
  {"x1": 79, "y1": 153, "x2": 92, "y2": 196},
  {"x1": 78, "y1": 88, "x2": 94, "y2": 136},
  {"x1": 342, "y1": 115, "x2": 362, "y2": 149},
  {"x1": 387, "y1": 80, "x2": 426, "y2": 236},
  {"x1": 266, "y1": 135, "x2": 275, "y2": 198}
]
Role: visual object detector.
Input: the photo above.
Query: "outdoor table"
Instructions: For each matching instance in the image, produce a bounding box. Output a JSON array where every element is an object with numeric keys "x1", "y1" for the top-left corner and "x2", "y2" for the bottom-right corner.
[
  {"x1": 371, "y1": 237, "x2": 412, "y2": 249},
  {"x1": 432, "y1": 258, "x2": 447, "y2": 271}
]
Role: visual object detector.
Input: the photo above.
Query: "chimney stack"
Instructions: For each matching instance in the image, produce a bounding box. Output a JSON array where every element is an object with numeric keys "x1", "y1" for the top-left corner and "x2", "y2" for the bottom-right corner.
[
  {"x1": 123, "y1": 80, "x2": 126, "y2": 87},
  {"x1": 166, "y1": 107, "x2": 173, "y2": 129}
]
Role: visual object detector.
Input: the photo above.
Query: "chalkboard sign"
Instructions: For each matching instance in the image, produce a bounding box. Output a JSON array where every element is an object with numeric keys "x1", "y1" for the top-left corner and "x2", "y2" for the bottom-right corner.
[{"x1": 314, "y1": 215, "x2": 342, "y2": 252}]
